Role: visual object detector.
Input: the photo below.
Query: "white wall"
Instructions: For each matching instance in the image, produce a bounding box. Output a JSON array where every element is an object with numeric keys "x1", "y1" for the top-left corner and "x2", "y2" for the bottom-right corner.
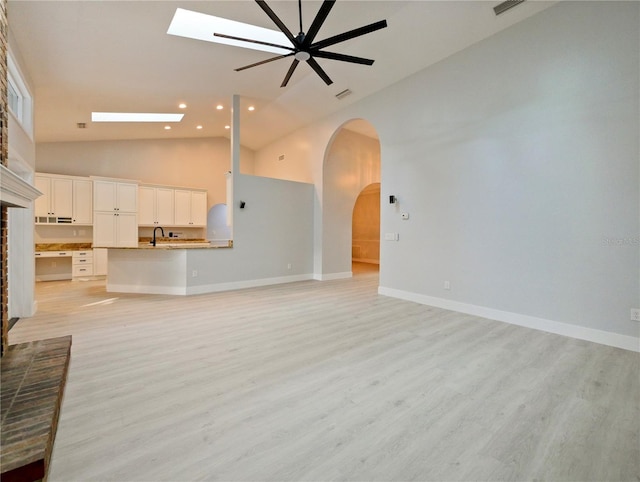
[
  {"x1": 253, "y1": 2, "x2": 639, "y2": 348},
  {"x1": 184, "y1": 173, "x2": 315, "y2": 290},
  {"x1": 36, "y1": 137, "x2": 255, "y2": 208}
]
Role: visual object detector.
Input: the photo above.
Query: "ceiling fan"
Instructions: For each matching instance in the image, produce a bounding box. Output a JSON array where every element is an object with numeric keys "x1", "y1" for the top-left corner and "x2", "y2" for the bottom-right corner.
[{"x1": 213, "y1": 0, "x2": 388, "y2": 88}]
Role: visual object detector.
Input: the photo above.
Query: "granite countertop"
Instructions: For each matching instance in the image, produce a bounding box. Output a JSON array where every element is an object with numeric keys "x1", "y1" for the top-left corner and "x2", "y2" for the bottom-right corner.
[
  {"x1": 138, "y1": 237, "x2": 209, "y2": 244},
  {"x1": 132, "y1": 239, "x2": 231, "y2": 250},
  {"x1": 36, "y1": 240, "x2": 233, "y2": 251},
  {"x1": 35, "y1": 243, "x2": 92, "y2": 252}
]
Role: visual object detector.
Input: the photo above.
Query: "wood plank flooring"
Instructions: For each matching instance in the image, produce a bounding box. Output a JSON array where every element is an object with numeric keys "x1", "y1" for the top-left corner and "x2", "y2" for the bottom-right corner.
[{"x1": 9, "y1": 266, "x2": 640, "y2": 481}]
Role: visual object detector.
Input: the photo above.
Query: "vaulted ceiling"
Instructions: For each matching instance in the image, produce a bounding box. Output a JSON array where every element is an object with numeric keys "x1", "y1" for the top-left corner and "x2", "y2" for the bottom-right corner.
[{"x1": 8, "y1": 1, "x2": 556, "y2": 150}]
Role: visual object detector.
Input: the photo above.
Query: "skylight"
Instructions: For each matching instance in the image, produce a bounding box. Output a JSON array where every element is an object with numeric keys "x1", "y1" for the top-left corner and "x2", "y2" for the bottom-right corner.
[
  {"x1": 167, "y1": 8, "x2": 290, "y2": 55},
  {"x1": 91, "y1": 112, "x2": 184, "y2": 122}
]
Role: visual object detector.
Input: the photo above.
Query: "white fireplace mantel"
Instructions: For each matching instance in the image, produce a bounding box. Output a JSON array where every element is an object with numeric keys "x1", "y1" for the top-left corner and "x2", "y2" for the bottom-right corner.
[{"x1": 0, "y1": 164, "x2": 41, "y2": 208}]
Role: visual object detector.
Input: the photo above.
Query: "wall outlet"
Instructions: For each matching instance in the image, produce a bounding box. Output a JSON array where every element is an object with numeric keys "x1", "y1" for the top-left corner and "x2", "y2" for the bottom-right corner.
[
  {"x1": 444, "y1": 280, "x2": 451, "y2": 290},
  {"x1": 631, "y1": 309, "x2": 640, "y2": 322},
  {"x1": 287, "y1": 263, "x2": 292, "y2": 270},
  {"x1": 192, "y1": 270, "x2": 198, "y2": 278}
]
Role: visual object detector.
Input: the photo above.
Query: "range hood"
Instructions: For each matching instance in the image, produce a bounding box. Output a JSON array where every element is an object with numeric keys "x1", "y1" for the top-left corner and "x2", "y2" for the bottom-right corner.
[{"x1": 0, "y1": 164, "x2": 41, "y2": 208}]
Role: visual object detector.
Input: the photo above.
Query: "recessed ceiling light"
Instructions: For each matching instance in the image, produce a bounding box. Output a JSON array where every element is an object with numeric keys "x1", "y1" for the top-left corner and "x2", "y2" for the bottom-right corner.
[
  {"x1": 178, "y1": 103, "x2": 187, "y2": 109},
  {"x1": 164, "y1": 126, "x2": 171, "y2": 130},
  {"x1": 216, "y1": 105, "x2": 223, "y2": 110},
  {"x1": 224, "y1": 125, "x2": 230, "y2": 129},
  {"x1": 196, "y1": 125, "x2": 203, "y2": 130},
  {"x1": 92, "y1": 112, "x2": 184, "y2": 122},
  {"x1": 248, "y1": 106, "x2": 255, "y2": 111},
  {"x1": 167, "y1": 8, "x2": 289, "y2": 55}
]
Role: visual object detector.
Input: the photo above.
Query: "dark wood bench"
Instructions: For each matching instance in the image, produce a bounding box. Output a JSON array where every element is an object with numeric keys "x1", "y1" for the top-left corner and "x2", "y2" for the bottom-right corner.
[{"x1": 1, "y1": 336, "x2": 72, "y2": 482}]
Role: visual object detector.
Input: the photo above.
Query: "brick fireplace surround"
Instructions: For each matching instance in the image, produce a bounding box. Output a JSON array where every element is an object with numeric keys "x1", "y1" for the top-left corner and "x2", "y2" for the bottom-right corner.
[
  {"x1": 0, "y1": 4, "x2": 72, "y2": 480},
  {"x1": 1, "y1": 0, "x2": 9, "y2": 357}
]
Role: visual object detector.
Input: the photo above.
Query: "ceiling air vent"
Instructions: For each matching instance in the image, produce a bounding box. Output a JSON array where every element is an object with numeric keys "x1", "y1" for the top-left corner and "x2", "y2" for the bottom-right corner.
[
  {"x1": 494, "y1": 0, "x2": 526, "y2": 16},
  {"x1": 335, "y1": 89, "x2": 352, "y2": 100}
]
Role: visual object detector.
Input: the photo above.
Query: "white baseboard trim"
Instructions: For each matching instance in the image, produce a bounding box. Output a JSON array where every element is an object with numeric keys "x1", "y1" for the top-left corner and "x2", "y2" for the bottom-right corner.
[
  {"x1": 378, "y1": 286, "x2": 640, "y2": 353},
  {"x1": 108, "y1": 274, "x2": 315, "y2": 296},
  {"x1": 107, "y1": 283, "x2": 187, "y2": 295},
  {"x1": 186, "y1": 274, "x2": 314, "y2": 295},
  {"x1": 313, "y1": 272, "x2": 352, "y2": 281},
  {"x1": 36, "y1": 274, "x2": 72, "y2": 282}
]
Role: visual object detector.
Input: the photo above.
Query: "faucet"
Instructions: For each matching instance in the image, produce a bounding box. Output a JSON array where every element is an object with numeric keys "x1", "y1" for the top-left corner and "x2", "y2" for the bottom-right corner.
[{"x1": 151, "y1": 226, "x2": 165, "y2": 246}]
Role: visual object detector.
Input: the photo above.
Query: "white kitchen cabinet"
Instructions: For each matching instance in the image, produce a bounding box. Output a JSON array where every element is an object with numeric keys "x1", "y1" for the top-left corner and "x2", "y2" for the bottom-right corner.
[
  {"x1": 139, "y1": 186, "x2": 174, "y2": 226},
  {"x1": 174, "y1": 189, "x2": 207, "y2": 227},
  {"x1": 72, "y1": 179, "x2": 93, "y2": 225},
  {"x1": 34, "y1": 175, "x2": 73, "y2": 221},
  {"x1": 94, "y1": 180, "x2": 137, "y2": 213},
  {"x1": 35, "y1": 173, "x2": 94, "y2": 225},
  {"x1": 72, "y1": 250, "x2": 93, "y2": 278},
  {"x1": 93, "y1": 211, "x2": 138, "y2": 247},
  {"x1": 93, "y1": 179, "x2": 138, "y2": 247}
]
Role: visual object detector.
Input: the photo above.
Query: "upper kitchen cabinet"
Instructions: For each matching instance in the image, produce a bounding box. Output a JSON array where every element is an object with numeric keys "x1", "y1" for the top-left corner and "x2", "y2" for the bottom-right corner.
[
  {"x1": 174, "y1": 189, "x2": 207, "y2": 227},
  {"x1": 139, "y1": 185, "x2": 174, "y2": 226},
  {"x1": 94, "y1": 179, "x2": 138, "y2": 213},
  {"x1": 34, "y1": 174, "x2": 72, "y2": 222},
  {"x1": 35, "y1": 173, "x2": 92, "y2": 225},
  {"x1": 72, "y1": 178, "x2": 93, "y2": 225}
]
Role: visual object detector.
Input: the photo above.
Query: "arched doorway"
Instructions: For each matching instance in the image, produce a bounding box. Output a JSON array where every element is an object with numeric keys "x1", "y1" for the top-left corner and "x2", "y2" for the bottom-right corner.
[
  {"x1": 322, "y1": 119, "x2": 380, "y2": 278},
  {"x1": 352, "y1": 183, "x2": 380, "y2": 274}
]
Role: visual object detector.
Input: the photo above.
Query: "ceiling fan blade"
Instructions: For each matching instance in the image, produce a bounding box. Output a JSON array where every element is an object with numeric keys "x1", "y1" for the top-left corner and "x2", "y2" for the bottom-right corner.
[
  {"x1": 256, "y1": 0, "x2": 297, "y2": 45},
  {"x1": 214, "y1": 33, "x2": 293, "y2": 52},
  {"x1": 312, "y1": 50, "x2": 374, "y2": 66},
  {"x1": 281, "y1": 59, "x2": 300, "y2": 87},
  {"x1": 311, "y1": 19, "x2": 387, "y2": 51},
  {"x1": 303, "y1": 0, "x2": 336, "y2": 47},
  {"x1": 306, "y1": 57, "x2": 333, "y2": 85},
  {"x1": 235, "y1": 53, "x2": 293, "y2": 72}
]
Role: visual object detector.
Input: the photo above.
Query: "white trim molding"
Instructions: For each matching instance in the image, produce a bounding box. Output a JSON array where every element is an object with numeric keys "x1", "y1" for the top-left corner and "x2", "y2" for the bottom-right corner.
[
  {"x1": 313, "y1": 271, "x2": 352, "y2": 281},
  {"x1": 0, "y1": 164, "x2": 41, "y2": 208},
  {"x1": 108, "y1": 273, "x2": 315, "y2": 296},
  {"x1": 378, "y1": 286, "x2": 640, "y2": 353},
  {"x1": 187, "y1": 274, "x2": 314, "y2": 295}
]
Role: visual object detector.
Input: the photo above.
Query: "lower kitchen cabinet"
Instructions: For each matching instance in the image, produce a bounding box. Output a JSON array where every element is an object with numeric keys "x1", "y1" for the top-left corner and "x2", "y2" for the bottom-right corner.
[{"x1": 72, "y1": 250, "x2": 93, "y2": 278}]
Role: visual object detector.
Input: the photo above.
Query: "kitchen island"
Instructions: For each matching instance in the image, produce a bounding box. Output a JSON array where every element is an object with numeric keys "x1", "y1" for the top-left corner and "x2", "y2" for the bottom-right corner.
[{"x1": 106, "y1": 241, "x2": 232, "y2": 295}]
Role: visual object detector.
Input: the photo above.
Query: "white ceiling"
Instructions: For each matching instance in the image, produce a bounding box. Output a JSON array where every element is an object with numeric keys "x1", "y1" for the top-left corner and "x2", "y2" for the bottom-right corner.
[{"x1": 8, "y1": 0, "x2": 556, "y2": 150}]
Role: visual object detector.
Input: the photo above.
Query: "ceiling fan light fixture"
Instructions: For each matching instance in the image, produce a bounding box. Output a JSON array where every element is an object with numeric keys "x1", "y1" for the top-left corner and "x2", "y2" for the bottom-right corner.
[{"x1": 294, "y1": 51, "x2": 310, "y2": 61}]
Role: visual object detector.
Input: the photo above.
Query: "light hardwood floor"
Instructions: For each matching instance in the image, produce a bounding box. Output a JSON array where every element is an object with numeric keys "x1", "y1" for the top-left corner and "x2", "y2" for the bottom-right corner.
[{"x1": 9, "y1": 266, "x2": 640, "y2": 481}]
